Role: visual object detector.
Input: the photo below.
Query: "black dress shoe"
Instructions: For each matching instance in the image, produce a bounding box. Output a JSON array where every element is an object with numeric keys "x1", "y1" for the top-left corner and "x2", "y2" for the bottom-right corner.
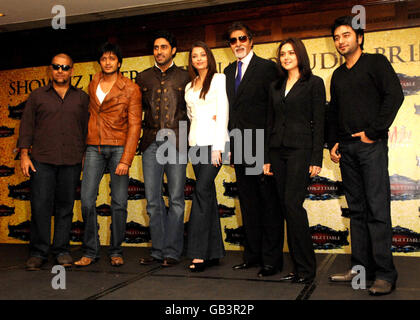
[
  {"x1": 292, "y1": 276, "x2": 314, "y2": 284},
  {"x1": 232, "y1": 262, "x2": 258, "y2": 270},
  {"x1": 279, "y1": 272, "x2": 296, "y2": 281},
  {"x1": 258, "y1": 265, "x2": 277, "y2": 277}
]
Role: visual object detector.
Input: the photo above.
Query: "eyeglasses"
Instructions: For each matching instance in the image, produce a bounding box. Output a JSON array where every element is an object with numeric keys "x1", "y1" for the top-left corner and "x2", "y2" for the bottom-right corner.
[
  {"x1": 51, "y1": 63, "x2": 72, "y2": 71},
  {"x1": 229, "y1": 35, "x2": 248, "y2": 45}
]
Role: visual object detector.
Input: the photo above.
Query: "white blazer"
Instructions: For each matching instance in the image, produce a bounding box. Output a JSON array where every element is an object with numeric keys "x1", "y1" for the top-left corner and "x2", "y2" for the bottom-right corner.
[{"x1": 185, "y1": 73, "x2": 229, "y2": 152}]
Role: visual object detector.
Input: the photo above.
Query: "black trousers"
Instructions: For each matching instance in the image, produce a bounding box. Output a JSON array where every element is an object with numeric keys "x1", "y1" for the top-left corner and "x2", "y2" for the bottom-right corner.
[
  {"x1": 234, "y1": 163, "x2": 283, "y2": 268},
  {"x1": 29, "y1": 160, "x2": 81, "y2": 259},
  {"x1": 269, "y1": 147, "x2": 316, "y2": 279},
  {"x1": 187, "y1": 146, "x2": 225, "y2": 260},
  {"x1": 339, "y1": 140, "x2": 397, "y2": 284}
]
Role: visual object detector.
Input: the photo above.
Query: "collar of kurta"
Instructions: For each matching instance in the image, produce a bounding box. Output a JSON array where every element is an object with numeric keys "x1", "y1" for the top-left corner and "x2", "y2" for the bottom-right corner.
[{"x1": 153, "y1": 63, "x2": 177, "y2": 75}]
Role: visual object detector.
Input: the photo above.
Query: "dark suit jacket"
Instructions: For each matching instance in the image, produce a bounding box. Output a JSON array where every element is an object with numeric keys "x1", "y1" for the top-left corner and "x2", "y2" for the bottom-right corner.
[
  {"x1": 266, "y1": 75, "x2": 326, "y2": 167},
  {"x1": 224, "y1": 54, "x2": 278, "y2": 165},
  {"x1": 224, "y1": 54, "x2": 278, "y2": 131}
]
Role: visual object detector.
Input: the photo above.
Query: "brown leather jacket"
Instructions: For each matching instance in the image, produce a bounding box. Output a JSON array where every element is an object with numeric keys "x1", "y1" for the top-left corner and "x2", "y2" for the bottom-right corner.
[
  {"x1": 87, "y1": 72, "x2": 142, "y2": 166},
  {"x1": 135, "y1": 64, "x2": 190, "y2": 153}
]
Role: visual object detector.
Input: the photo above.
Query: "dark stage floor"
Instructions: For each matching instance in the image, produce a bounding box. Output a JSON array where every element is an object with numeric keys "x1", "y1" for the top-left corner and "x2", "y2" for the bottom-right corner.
[{"x1": 1, "y1": 243, "x2": 419, "y2": 309}]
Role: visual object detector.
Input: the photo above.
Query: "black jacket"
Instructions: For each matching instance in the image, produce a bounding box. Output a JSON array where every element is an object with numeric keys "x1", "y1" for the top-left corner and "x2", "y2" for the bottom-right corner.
[
  {"x1": 136, "y1": 64, "x2": 190, "y2": 153},
  {"x1": 224, "y1": 54, "x2": 279, "y2": 131},
  {"x1": 265, "y1": 75, "x2": 326, "y2": 167}
]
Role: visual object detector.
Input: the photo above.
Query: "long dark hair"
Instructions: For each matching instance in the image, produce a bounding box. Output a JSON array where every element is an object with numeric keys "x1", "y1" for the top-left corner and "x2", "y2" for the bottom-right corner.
[
  {"x1": 187, "y1": 41, "x2": 217, "y2": 100},
  {"x1": 276, "y1": 37, "x2": 312, "y2": 83}
]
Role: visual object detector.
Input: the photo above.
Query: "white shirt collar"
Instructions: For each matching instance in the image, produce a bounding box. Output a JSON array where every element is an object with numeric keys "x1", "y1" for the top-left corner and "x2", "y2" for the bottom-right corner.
[{"x1": 238, "y1": 50, "x2": 254, "y2": 66}]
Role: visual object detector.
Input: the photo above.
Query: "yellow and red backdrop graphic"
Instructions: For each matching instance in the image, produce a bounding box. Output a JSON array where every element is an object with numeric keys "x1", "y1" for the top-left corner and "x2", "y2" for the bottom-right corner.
[{"x1": 1, "y1": 27, "x2": 419, "y2": 256}]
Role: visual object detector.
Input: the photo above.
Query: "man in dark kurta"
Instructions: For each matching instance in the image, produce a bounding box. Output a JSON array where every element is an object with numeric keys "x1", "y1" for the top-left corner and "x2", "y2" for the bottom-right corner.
[{"x1": 136, "y1": 31, "x2": 190, "y2": 267}]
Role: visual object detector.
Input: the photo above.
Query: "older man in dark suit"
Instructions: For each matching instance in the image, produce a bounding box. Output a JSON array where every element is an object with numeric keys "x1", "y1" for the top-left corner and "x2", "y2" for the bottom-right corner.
[{"x1": 224, "y1": 21, "x2": 282, "y2": 277}]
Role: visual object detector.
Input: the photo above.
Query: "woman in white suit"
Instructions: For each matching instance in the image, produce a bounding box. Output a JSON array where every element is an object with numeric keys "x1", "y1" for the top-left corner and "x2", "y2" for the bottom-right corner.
[{"x1": 185, "y1": 41, "x2": 229, "y2": 272}]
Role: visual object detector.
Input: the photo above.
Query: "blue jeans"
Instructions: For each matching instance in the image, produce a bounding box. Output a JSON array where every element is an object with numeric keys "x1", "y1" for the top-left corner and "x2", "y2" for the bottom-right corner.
[
  {"x1": 30, "y1": 160, "x2": 81, "y2": 259},
  {"x1": 81, "y1": 145, "x2": 129, "y2": 259},
  {"x1": 142, "y1": 141, "x2": 187, "y2": 261}
]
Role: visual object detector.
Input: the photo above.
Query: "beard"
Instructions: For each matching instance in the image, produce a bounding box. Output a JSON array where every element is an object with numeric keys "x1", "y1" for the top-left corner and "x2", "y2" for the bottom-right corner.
[
  {"x1": 52, "y1": 77, "x2": 70, "y2": 86},
  {"x1": 155, "y1": 55, "x2": 172, "y2": 67},
  {"x1": 233, "y1": 46, "x2": 248, "y2": 59},
  {"x1": 337, "y1": 42, "x2": 359, "y2": 57}
]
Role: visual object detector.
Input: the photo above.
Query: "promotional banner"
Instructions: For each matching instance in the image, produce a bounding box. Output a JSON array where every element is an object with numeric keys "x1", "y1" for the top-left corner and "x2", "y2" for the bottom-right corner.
[{"x1": 1, "y1": 27, "x2": 419, "y2": 256}]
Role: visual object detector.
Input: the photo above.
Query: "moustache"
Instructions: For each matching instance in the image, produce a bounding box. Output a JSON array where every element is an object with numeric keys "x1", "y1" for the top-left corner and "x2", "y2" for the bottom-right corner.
[{"x1": 234, "y1": 46, "x2": 246, "y2": 52}]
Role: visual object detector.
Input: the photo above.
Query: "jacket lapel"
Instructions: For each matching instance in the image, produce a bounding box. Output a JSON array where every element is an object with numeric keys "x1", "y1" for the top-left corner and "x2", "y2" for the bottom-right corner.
[
  {"x1": 103, "y1": 73, "x2": 125, "y2": 104},
  {"x1": 284, "y1": 78, "x2": 304, "y2": 102},
  {"x1": 89, "y1": 72, "x2": 102, "y2": 108},
  {"x1": 96, "y1": 73, "x2": 126, "y2": 110},
  {"x1": 234, "y1": 54, "x2": 258, "y2": 99},
  {"x1": 226, "y1": 62, "x2": 236, "y2": 106}
]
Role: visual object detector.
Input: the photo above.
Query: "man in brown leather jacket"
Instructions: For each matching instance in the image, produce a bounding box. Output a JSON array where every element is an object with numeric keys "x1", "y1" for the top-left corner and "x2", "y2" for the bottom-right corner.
[
  {"x1": 75, "y1": 42, "x2": 142, "y2": 267},
  {"x1": 136, "y1": 30, "x2": 190, "y2": 267}
]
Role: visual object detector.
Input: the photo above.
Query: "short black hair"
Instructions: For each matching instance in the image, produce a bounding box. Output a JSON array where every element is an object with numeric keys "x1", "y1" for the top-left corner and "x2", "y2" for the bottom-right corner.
[
  {"x1": 97, "y1": 42, "x2": 123, "y2": 65},
  {"x1": 331, "y1": 15, "x2": 364, "y2": 50},
  {"x1": 225, "y1": 21, "x2": 254, "y2": 43},
  {"x1": 151, "y1": 30, "x2": 177, "y2": 57}
]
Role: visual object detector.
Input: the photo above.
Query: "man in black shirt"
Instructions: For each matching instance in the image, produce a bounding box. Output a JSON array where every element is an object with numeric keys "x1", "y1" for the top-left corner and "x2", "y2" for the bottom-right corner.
[
  {"x1": 327, "y1": 16, "x2": 404, "y2": 295},
  {"x1": 18, "y1": 53, "x2": 89, "y2": 270}
]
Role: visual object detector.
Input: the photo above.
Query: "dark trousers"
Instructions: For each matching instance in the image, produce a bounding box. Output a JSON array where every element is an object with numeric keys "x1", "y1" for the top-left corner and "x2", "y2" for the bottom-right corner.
[
  {"x1": 339, "y1": 140, "x2": 397, "y2": 284},
  {"x1": 270, "y1": 147, "x2": 316, "y2": 279},
  {"x1": 187, "y1": 146, "x2": 225, "y2": 260},
  {"x1": 234, "y1": 163, "x2": 283, "y2": 268},
  {"x1": 29, "y1": 160, "x2": 81, "y2": 259}
]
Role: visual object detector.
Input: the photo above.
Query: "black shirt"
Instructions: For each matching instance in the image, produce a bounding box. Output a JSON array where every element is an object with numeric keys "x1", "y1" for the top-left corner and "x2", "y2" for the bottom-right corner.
[
  {"x1": 17, "y1": 83, "x2": 89, "y2": 165},
  {"x1": 327, "y1": 53, "x2": 404, "y2": 148}
]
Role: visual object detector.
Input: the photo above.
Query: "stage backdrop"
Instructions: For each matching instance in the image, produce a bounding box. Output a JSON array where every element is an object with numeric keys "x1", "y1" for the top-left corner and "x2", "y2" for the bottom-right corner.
[{"x1": 1, "y1": 27, "x2": 419, "y2": 256}]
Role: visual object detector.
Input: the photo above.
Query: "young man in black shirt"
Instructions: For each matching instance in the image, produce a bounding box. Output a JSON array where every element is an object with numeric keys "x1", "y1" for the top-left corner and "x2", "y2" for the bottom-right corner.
[{"x1": 327, "y1": 16, "x2": 404, "y2": 295}]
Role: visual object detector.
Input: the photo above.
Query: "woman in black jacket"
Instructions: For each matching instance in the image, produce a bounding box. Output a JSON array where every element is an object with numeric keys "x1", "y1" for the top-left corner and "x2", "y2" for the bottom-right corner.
[{"x1": 264, "y1": 37, "x2": 326, "y2": 283}]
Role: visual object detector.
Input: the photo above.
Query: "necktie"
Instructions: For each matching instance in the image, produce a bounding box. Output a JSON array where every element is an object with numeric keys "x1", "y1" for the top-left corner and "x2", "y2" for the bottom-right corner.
[{"x1": 235, "y1": 60, "x2": 242, "y2": 92}]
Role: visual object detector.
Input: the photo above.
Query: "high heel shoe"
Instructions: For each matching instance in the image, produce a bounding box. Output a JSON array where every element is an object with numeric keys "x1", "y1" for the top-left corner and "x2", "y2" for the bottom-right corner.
[{"x1": 189, "y1": 261, "x2": 206, "y2": 272}]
